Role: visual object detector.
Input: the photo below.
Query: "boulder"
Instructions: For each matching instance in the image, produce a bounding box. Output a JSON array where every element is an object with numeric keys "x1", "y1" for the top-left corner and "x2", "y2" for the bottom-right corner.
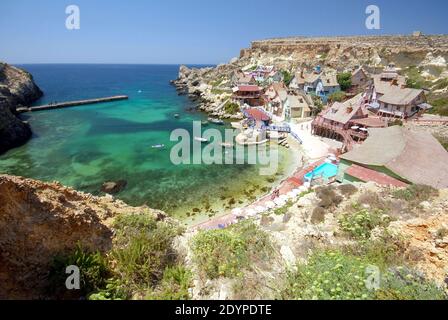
[{"x1": 101, "y1": 180, "x2": 127, "y2": 194}]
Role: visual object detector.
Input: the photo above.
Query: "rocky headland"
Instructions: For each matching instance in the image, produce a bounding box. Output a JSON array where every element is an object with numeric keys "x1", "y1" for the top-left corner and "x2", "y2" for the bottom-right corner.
[{"x1": 0, "y1": 62, "x2": 43, "y2": 154}]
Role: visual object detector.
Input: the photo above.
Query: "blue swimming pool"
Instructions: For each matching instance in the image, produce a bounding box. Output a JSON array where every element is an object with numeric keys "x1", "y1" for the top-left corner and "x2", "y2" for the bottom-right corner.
[{"x1": 304, "y1": 163, "x2": 339, "y2": 181}]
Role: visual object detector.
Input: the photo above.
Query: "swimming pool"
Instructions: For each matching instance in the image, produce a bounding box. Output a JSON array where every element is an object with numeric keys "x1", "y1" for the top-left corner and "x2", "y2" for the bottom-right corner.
[{"x1": 304, "y1": 163, "x2": 339, "y2": 181}]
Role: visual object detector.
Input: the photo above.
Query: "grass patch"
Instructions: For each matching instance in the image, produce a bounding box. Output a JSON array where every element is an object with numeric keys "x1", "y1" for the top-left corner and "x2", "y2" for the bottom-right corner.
[{"x1": 191, "y1": 221, "x2": 273, "y2": 279}]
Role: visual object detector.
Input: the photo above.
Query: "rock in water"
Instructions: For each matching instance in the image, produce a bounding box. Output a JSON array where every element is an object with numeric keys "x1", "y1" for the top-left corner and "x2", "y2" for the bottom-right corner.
[{"x1": 101, "y1": 180, "x2": 128, "y2": 194}]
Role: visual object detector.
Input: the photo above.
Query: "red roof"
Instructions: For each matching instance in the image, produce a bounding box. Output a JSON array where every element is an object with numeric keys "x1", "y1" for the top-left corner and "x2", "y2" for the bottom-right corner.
[
  {"x1": 350, "y1": 117, "x2": 387, "y2": 128},
  {"x1": 345, "y1": 164, "x2": 408, "y2": 187},
  {"x1": 246, "y1": 108, "x2": 271, "y2": 121},
  {"x1": 237, "y1": 85, "x2": 261, "y2": 92}
]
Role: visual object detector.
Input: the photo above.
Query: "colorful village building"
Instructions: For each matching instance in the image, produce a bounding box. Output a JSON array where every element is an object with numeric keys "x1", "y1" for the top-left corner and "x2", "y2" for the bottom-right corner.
[
  {"x1": 368, "y1": 75, "x2": 431, "y2": 119},
  {"x1": 311, "y1": 94, "x2": 387, "y2": 152},
  {"x1": 232, "y1": 85, "x2": 264, "y2": 107},
  {"x1": 351, "y1": 67, "x2": 370, "y2": 90},
  {"x1": 285, "y1": 94, "x2": 312, "y2": 120},
  {"x1": 337, "y1": 126, "x2": 448, "y2": 189},
  {"x1": 264, "y1": 82, "x2": 290, "y2": 121}
]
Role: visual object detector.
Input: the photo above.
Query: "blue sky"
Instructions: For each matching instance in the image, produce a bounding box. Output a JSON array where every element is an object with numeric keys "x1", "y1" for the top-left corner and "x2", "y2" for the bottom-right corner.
[{"x1": 1, "y1": 0, "x2": 447, "y2": 64}]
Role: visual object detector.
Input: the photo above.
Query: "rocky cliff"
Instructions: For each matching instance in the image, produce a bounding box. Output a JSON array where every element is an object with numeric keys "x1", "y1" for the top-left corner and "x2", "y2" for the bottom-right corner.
[
  {"x1": 0, "y1": 62, "x2": 43, "y2": 154},
  {"x1": 0, "y1": 174, "x2": 166, "y2": 299}
]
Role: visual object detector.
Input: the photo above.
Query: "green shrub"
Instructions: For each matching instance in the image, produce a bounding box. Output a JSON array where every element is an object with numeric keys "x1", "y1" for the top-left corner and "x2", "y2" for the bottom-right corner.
[
  {"x1": 339, "y1": 208, "x2": 391, "y2": 240},
  {"x1": 146, "y1": 265, "x2": 192, "y2": 300},
  {"x1": 338, "y1": 184, "x2": 358, "y2": 197},
  {"x1": 111, "y1": 213, "x2": 182, "y2": 295},
  {"x1": 48, "y1": 244, "x2": 110, "y2": 298},
  {"x1": 282, "y1": 70, "x2": 293, "y2": 86},
  {"x1": 337, "y1": 73, "x2": 352, "y2": 91},
  {"x1": 328, "y1": 91, "x2": 346, "y2": 102},
  {"x1": 316, "y1": 186, "x2": 343, "y2": 209},
  {"x1": 191, "y1": 221, "x2": 273, "y2": 279},
  {"x1": 281, "y1": 250, "x2": 447, "y2": 300},
  {"x1": 281, "y1": 250, "x2": 375, "y2": 300},
  {"x1": 392, "y1": 184, "x2": 439, "y2": 204},
  {"x1": 224, "y1": 102, "x2": 240, "y2": 114},
  {"x1": 375, "y1": 267, "x2": 447, "y2": 300}
]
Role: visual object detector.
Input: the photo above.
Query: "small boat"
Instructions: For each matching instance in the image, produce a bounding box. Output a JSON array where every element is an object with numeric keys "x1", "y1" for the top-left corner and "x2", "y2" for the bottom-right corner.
[
  {"x1": 220, "y1": 142, "x2": 234, "y2": 148},
  {"x1": 201, "y1": 120, "x2": 209, "y2": 126},
  {"x1": 151, "y1": 144, "x2": 165, "y2": 149},
  {"x1": 194, "y1": 137, "x2": 208, "y2": 143},
  {"x1": 174, "y1": 113, "x2": 180, "y2": 118},
  {"x1": 208, "y1": 118, "x2": 224, "y2": 125}
]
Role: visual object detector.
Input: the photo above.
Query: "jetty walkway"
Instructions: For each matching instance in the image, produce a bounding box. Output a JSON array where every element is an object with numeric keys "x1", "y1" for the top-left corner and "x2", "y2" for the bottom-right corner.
[{"x1": 17, "y1": 95, "x2": 128, "y2": 113}]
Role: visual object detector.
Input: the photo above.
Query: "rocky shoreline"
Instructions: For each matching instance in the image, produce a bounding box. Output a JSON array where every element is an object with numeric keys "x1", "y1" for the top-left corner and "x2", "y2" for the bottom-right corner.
[
  {"x1": 0, "y1": 62, "x2": 43, "y2": 154},
  {"x1": 171, "y1": 65, "x2": 244, "y2": 120}
]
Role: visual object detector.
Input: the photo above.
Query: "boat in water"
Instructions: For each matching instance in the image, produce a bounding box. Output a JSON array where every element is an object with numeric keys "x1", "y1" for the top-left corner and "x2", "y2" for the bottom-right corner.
[
  {"x1": 174, "y1": 113, "x2": 180, "y2": 118},
  {"x1": 201, "y1": 120, "x2": 209, "y2": 126},
  {"x1": 208, "y1": 118, "x2": 224, "y2": 125},
  {"x1": 194, "y1": 137, "x2": 208, "y2": 143},
  {"x1": 151, "y1": 144, "x2": 165, "y2": 149},
  {"x1": 220, "y1": 142, "x2": 234, "y2": 148}
]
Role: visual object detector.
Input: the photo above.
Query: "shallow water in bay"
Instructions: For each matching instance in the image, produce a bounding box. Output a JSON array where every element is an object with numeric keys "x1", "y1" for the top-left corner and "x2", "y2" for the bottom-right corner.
[{"x1": 0, "y1": 64, "x2": 298, "y2": 224}]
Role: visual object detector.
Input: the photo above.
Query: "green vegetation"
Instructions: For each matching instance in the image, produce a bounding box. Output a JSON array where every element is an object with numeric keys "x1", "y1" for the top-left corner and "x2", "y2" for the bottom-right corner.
[
  {"x1": 339, "y1": 208, "x2": 391, "y2": 240},
  {"x1": 429, "y1": 97, "x2": 448, "y2": 116},
  {"x1": 110, "y1": 213, "x2": 182, "y2": 297},
  {"x1": 392, "y1": 184, "x2": 439, "y2": 205},
  {"x1": 404, "y1": 66, "x2": 430, "y2": 89},
  {"x1": 48, "y1": 244, "x2": 110, "y2": 298},
  {"x1": 49, "y1": 212, "x2": 188, "y2": 300},
  {"x1": 281, "y1": 249, "x2": 446, "y2": 300},
  {"x1": 337, "y1": 73, "x2": 352, "y2": 91},
  {"x1": 191, "y1": 221, "x2": 273, "y2": 279},
  {"x1": 310, "y1": 94, "x2": 324, "y2": 114},
  {"x1": 224, "y1": 101, "x2": 240, "y2": 114},
  {"x1": 328, "y1": 91, "x2": 346, "y2": 102},
  {"x1": 211, "y1": 88, "x2": 228, "y2": 95},
  {"x1": 432, "y1": 78, "x2": 448, "y2": 91},
  {"x1": 146, "y1": 265, "x2": 192, "y2": 300},
  {"x1": 434, "y1": 134, "x2": 448, "y2": 151},
  {"x1": 281, "y1": 70, "x2": 293, "y2": 86}
]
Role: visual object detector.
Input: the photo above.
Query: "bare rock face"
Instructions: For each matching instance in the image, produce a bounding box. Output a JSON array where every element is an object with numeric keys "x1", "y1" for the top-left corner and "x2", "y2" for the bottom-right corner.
[
  {"x1": 0, "y1": 174, "x2": 166, "y2": 299},
  {"x1": 0, "y1": 62, "x2": 43, "y2": 154}
]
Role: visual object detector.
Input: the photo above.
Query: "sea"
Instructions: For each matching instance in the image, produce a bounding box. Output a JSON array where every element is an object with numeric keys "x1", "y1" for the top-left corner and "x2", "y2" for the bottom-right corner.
[{"x1": 0, "y1": 64, "x2": 297, "y2": 225}]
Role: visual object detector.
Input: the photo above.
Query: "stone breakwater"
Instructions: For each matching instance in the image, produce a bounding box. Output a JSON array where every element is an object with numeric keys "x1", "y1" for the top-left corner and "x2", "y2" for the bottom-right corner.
[{"x1": 0, "y1": 62, "x2": 43, "y2": 154}]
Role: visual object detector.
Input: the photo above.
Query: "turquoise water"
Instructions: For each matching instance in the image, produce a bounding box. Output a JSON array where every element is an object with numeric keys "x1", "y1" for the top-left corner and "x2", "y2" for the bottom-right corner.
[
  {"x1": 0, "y1": 65, "x2": 296, "y2": 223},
  {"x1": 304, "y1": 163, "x2": 338, "y2": 180}
]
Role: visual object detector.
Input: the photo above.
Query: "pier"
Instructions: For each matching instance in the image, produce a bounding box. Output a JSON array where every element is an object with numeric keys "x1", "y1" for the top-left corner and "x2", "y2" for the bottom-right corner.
[{"x1": 17, "y1": 95, "x2": 128, "y2": 113}]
